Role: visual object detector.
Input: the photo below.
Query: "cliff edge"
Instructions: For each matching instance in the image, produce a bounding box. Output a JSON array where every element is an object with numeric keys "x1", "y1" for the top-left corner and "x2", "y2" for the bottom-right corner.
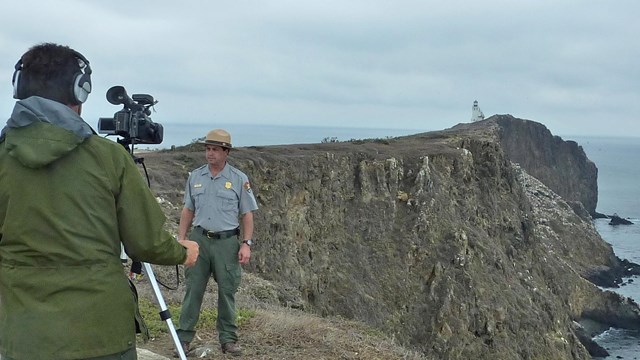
[{"x1": 142, "y1": 116, "x2": 639, "y2": 359}]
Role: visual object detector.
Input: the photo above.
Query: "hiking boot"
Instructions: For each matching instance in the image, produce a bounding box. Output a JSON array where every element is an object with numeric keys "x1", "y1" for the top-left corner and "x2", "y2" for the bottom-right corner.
[
  {"x1": 173, "y1": 341, "x2": 190, "y2": 358},
  {"x1": 221, "y1": 342, "x2": 242, "y2": 356}
]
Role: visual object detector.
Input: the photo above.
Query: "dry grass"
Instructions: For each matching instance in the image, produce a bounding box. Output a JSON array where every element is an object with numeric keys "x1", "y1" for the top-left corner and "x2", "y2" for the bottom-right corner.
[
  {"x1": 134, "y1": 266, "x2": 427, "y2": 360},
  {"x1": 139, "y1": 305, "x2": 427, "y2": 360},
  {"x1": 239, "y1": 307, "x2": 428, "y2": 360}
]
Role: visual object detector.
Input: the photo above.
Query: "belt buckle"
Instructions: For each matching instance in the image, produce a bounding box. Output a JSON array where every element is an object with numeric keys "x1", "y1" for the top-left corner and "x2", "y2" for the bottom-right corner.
[{"x1": 205, "y1": 230, "x2": 216, "y2": 239}]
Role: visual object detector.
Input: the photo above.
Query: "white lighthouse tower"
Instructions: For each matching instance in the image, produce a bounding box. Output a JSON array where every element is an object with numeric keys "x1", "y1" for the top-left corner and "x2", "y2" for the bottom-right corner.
[{"x1": 471, "y1": 100, "x2": 485, "y2": 122}]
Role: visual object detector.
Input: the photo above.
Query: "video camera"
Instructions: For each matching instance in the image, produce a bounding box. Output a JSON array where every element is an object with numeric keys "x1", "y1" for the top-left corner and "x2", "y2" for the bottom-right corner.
[{"x1": 97, "y1": 86, "x2": 163, "y2": 145}]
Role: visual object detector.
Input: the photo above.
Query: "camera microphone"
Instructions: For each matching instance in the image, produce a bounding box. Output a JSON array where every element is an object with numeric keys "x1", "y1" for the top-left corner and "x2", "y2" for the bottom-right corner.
[{"x1": 106, "y1": 85, "x2": 136, "y2": 109}]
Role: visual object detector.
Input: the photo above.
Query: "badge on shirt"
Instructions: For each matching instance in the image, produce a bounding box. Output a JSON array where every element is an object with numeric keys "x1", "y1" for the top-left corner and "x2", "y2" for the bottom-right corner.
[
  {"x1": 194, "y1": 183, "x2": 203, "y2": 188},
  {"x1": 244, "y1": 181, "x2": 252, "y2": 193},
  {"x1": 225, "y1": 181, "x2": 232, "y2": 189}
]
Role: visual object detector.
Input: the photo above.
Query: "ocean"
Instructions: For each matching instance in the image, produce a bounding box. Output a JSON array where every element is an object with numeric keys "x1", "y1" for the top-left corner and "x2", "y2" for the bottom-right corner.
[
  {"x1": 136, "y1": 124, "x2": 640, "y2": 358},
  {"x1": 570, "y1": 136, "x2": 640, "y2": 359}
]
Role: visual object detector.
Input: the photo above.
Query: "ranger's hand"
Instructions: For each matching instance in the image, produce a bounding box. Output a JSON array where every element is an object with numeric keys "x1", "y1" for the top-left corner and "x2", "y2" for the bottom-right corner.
[
  {"x1": 238, "y1": 243, "x2": 251, "y2": 265},
  {"x1": 179, "y1": 239, "x2": 199, "y2": 267}
]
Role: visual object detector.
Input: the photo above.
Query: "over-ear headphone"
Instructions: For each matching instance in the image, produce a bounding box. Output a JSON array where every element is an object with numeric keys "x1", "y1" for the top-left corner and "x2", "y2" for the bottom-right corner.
[{"x1": 12, "y1": 49, "x2": 92, "y2": 104}]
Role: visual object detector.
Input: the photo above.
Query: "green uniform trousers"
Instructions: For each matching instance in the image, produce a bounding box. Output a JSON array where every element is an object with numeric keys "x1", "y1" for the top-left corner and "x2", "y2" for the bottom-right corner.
[{"x1": 177, "y1": 229, "x2": 242, "y2": 345}]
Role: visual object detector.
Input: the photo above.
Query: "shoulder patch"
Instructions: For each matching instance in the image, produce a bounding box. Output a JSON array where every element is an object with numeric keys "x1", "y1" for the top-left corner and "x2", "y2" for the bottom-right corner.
[{"x1": 244, "y1": 181, "x2": 252, "y2": 192}]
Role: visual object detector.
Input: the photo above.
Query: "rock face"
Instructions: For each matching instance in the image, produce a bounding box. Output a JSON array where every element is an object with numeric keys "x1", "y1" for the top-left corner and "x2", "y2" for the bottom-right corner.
[
  {"x1": 144, "y1": 116, "x2": 640, "y2": 359},
  {"x1": 459, "y1": 115, "x2": 599, "y2": 217},
  {"x1": 609, "y1": 214, "x2": 634, "y2": 225}
]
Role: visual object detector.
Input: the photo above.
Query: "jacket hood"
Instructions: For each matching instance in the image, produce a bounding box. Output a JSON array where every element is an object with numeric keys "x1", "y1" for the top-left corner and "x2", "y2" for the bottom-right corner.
[{"x1": 0, "y1": 96, "x2": 94, "y2": 168}]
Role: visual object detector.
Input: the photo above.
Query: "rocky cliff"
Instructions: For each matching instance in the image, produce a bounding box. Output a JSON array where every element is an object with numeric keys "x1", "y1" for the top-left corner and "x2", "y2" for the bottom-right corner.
[
  {"x1": 474, "y1": 115, "x2": 598, "y2": 216},
  {"x1": 143, "y1": 116, "x2": 640, "y2": 359}
]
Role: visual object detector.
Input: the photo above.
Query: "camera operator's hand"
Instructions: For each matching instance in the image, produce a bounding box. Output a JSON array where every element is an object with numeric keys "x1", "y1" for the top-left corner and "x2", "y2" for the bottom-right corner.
[{"x1": 179, "y1": 239, "x2": 199, "y2": 267}]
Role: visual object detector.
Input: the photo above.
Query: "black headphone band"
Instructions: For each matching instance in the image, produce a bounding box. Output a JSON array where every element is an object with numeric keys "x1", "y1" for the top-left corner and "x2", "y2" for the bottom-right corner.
[
  {"x1": 13, "y1": 50, "x2": 91, "y2": 74},
  {"x1": 71, "y1": 49, "x2": 92, "y2": 75}
]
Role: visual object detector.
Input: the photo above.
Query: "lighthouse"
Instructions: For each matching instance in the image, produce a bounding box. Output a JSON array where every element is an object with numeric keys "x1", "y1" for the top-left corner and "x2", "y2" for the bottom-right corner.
[{"x1": 471, "y1": 100, "x2": 485, "y2": 122}]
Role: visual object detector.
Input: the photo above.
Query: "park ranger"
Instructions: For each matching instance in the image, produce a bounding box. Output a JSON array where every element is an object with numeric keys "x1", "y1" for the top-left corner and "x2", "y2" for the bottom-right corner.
[{"x1": 176, "y1": 129, "x2": 258, "y2": 357}]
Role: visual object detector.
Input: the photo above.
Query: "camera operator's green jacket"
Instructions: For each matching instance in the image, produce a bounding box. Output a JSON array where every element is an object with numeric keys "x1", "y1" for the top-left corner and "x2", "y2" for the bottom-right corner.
[{"x1": 0, "y1": 97, "x2": 187, "y2": 359}]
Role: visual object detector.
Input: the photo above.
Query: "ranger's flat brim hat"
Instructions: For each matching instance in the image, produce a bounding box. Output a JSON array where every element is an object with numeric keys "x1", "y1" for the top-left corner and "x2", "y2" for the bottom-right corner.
[{"x1": 199, "y1": 129, "x2": 232, "y2": 149}]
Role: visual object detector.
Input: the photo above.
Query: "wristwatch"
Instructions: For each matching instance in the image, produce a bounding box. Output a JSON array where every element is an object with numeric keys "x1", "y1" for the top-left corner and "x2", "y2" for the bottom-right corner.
[{"x1": 242, "y1": 239, "x2": 254, "y2": 247}]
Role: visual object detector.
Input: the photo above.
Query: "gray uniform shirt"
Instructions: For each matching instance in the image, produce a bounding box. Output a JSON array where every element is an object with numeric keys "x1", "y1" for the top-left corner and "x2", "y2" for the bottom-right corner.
[{"x1": 184, "y1": 162, "x2": 258, "y2": 232}]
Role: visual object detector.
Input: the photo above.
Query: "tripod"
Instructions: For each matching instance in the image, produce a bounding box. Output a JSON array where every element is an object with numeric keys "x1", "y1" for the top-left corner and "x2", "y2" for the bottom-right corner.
[
  {"x1": 119, "y1": 142, "x2": 187, "y2": 360},
  {"x1": 123, "y1": 252, "x2": 186, "y2": 360},
  {"x1": 144, "y1": 262, "x2": 186, "y2": 360}
]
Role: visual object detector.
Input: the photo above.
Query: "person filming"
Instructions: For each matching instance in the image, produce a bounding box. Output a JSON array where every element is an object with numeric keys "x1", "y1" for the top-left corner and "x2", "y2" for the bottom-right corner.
[{"x1": 0, "y1": 42, "x2": 199, "y2": 360}]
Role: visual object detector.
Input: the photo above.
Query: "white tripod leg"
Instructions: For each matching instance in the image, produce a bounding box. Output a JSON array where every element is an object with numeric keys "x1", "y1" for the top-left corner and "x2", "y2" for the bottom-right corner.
[{"x1": 142, "y1": 262, "x2": 187, "y2": 360}]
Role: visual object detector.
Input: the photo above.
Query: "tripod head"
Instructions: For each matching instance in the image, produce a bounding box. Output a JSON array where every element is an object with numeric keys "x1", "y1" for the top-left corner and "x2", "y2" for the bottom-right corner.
[{"x1": 117, "y1": 140, "x2": 150, "y2": 187}]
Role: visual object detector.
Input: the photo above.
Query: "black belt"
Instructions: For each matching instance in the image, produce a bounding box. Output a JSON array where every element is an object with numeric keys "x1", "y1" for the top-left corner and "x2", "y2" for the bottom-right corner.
[{"x1": 197, "y1": 226, "x2": 239, "y2": 239}]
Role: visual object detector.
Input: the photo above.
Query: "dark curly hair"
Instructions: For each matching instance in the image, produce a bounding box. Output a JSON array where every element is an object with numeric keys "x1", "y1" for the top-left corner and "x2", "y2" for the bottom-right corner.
[{"x1": 15, "y1": 43, "x2": 87, "y2": 105}]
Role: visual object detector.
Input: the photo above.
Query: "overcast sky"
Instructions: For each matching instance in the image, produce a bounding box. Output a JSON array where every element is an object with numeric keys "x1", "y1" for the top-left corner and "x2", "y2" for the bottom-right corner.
[{"x1": 1, "y1": 0, "x2": 638, "y2": 140}]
